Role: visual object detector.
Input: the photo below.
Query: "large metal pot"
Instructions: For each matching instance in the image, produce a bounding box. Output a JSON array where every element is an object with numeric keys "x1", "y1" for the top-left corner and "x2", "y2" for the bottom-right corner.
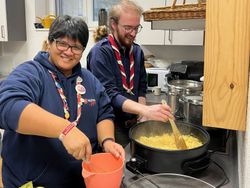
[
  {"x1": 181, "y1": 93, "x2": 203, "y2": 126},
  {"x1": 128, "y1": 120, "x2": 210, "y2": 174},
  {"x1": 166, "y1": 79, "x2": 203, "y2": 117}
]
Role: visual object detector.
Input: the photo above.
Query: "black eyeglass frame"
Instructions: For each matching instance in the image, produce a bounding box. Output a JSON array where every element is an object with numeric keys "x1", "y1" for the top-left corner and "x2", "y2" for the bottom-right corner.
[{"x1": 53, "y1": 39, "x2": 85, "y2": 55}]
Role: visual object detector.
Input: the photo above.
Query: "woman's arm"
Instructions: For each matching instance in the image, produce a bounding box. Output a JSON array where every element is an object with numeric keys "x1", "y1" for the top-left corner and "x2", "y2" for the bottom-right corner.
[
  {"x1": 17, "y1": 103, "x2": 92, "y2": 161},
  {"x1": 17, "y1": 103, "x2": 69, "y2": 137},
  {"x1": 97, "y1": 119, "x2": 125, "y2": 159}
]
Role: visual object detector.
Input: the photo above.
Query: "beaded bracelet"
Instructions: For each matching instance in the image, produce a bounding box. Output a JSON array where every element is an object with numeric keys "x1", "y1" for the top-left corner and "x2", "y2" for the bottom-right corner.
[{"x1": 59, "y1": 122, "x2": 76, "y2": 141}]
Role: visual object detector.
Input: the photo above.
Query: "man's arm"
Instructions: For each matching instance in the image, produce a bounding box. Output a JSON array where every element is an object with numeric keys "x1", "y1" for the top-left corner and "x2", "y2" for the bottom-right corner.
[
  {"x1": 138, "y1": 96, "x2": 146, "y2": 105},
  {"x1": 122, "y1": 98, "x2": 173, "y2": 122}
]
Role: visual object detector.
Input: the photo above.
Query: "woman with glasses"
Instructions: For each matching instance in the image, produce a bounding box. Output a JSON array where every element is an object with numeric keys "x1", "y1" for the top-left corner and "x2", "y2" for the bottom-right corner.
[
  {"x1": 87, "y1": 0, "x2": 173, "y2": 147},
  {"x1": 0, "y1": 15, "x2": 124, "y2": 187}
]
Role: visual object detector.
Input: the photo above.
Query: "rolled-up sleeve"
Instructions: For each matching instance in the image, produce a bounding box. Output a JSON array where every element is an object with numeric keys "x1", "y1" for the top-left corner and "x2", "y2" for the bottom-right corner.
[{"x1": 0, "y1": 63, "x2": 42, "y2": 131}]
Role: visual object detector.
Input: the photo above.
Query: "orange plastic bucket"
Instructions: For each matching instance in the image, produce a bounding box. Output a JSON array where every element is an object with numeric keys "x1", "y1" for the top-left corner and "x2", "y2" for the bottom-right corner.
[{"x1": 82, "y1": 153, "x2": 124, "y2": 188}]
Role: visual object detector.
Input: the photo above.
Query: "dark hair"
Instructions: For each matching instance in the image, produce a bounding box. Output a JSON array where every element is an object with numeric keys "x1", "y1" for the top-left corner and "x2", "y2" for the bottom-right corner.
[{"x1": 48, "y1": 15, "x2": 89, "y2": 47}]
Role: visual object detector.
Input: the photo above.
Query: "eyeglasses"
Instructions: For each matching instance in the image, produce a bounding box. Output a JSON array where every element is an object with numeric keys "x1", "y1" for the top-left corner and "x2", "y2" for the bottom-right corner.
[
  {"x1": 53, "y1": 39, "x2": 84, "y2": 55},
  {"x1": 119, "y1": 24, "x2": 143, "y2": 34}
]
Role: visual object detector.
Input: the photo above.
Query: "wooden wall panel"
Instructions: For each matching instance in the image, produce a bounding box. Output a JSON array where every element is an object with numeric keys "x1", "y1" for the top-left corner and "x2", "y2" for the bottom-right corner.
[{"x1": 203, "y1": 0, "x2": 250, "y2": 130}]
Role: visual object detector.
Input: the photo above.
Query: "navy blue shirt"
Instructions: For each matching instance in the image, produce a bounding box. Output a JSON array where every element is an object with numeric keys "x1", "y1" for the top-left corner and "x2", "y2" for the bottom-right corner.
[
  {"x1": 0, "y1": 52, "x2": 114, "y2": 187},
  {"x1": 87, "y1": 37, "x2": 147, "y2": 122}
]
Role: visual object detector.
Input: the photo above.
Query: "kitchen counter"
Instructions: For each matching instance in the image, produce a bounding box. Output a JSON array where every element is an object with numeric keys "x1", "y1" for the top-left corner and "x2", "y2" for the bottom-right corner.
[{"x1": 122, "y1": 130, "x2": 238, "y2": 188}]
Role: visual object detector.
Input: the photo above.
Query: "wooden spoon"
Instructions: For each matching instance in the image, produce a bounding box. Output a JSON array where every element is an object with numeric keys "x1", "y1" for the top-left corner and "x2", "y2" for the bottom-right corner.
[{"x1": 161, "y1": 100, "x2": 187, "y2": 150}]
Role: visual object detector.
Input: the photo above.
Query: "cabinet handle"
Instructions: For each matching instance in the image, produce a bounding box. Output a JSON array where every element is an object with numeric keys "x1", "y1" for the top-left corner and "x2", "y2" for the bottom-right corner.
[
  {"x1": 168, "y1": 29, "x2": 173, "y2": 43},
  {"x1": 1, "y1": 25, "x2": 5, "y2": 39}
]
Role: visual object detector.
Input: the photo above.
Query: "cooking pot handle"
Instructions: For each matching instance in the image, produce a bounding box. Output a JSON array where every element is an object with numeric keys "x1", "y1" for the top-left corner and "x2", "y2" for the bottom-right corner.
[
  {"x1": 182, "y1": 152, "x2": 210, "y2": 174},
  {"x1": 126, "y1": 156, "x2": 147, "y2": 174}
]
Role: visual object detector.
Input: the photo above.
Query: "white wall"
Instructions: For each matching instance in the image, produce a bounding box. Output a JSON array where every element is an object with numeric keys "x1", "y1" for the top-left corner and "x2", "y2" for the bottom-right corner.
[
  {"x1": 141, "y1": 45, "x2": 204, "y2": 62},
  {"x1": 237, "y1": 79, "x2": 250, "y2": 188},
  {"x1": 0, "y1": 0, "x2": 95, "y2": 75},
  {"x1": 0, "y1": 0, "x2": 204, "y2": 75}
]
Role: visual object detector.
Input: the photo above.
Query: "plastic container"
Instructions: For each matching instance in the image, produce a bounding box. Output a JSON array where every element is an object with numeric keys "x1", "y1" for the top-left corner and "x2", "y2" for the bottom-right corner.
[
  {"x1": 82, "y1": 153, "x2": 124, "y2": 188},
  {"x1": 36, "y1": 15, "x2": 56, "y2": 28},
  {"x1": 98, "y1": 9, "x2": 107, "y2": 26}
]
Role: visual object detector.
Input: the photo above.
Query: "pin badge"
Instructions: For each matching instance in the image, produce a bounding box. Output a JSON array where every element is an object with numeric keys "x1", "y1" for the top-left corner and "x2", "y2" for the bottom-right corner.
[
  {"x1": 77, "y1": 76, "x2": 83, "y2": 83},
  {"x1": 75, "y1": 84, "x2": 86, "y2": 95}
]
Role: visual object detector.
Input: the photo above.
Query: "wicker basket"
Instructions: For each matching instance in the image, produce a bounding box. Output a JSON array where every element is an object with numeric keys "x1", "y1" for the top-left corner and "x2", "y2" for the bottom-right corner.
[{"x1": 143, "y1": 0, "x2": 206, "y2": 21}]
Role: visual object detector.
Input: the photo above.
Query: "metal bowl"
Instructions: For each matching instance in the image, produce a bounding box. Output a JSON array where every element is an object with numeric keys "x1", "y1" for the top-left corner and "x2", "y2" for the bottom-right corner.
[{"x1": 126, "y1": 173, "x2": 215, "y2": 188}]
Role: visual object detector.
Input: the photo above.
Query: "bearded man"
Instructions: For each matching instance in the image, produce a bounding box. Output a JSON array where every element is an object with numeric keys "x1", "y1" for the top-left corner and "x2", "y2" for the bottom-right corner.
[{"x1": 87, "y1": 0, "x2": 173, "y2": 147}]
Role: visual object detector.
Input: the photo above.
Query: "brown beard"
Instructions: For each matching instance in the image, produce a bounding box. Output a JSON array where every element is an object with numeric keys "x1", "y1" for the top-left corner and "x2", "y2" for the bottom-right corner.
[{"x1": 116, "y1": 27, "x2": 134, "y2": 48}]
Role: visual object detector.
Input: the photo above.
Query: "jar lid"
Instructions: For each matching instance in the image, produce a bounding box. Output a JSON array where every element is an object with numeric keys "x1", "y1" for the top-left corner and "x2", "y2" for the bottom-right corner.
[{"x1": 167, "y1": 79, "x2": 203, "y2": 91}]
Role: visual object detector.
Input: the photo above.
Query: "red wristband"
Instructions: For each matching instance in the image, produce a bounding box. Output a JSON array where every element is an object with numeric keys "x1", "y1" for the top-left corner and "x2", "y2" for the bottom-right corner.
[{"x1": 59, "y1": 122, "x2": 76, "y2": 141}]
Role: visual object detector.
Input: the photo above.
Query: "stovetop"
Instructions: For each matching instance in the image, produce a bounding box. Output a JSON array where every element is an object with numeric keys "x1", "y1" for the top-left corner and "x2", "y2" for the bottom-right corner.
[
  {"x1": 122, "y1": 131, "x2": 238, "y2": 188},
  {"x1": 122, "y1": 158, "x2": 227, "y2": 188}
]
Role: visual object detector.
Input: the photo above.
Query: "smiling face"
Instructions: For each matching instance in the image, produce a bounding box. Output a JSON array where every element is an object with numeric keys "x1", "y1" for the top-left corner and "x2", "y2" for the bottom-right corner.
[
  {"x1": 112, "y1": 9, "x2": 141, "y2": 48},
  {"x1": 48, "y1": 37, "x2": 84, "y2": 77}
]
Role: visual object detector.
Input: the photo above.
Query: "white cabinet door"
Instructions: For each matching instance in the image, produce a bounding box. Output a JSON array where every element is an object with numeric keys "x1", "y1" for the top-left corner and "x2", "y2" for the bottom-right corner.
[
  {"x1": 165, "y1": 30, "x2": 204, "y2": 46},
  {"x1": 164, "y1": 0, "x2": 204, "y2": 46},
  {"x1": 0, "y1": 0, "x2": 26, "y2": 41},
  {"x1": 134, "y1": 0, "x2": 166, "y2": 45},
  {"x1": 0, "y1": 0, "x2": 8, "y2": 41}
]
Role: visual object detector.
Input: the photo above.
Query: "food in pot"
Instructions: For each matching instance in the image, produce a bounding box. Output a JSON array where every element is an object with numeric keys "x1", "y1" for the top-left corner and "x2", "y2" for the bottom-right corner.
[{"x1": 136, "y1": 133, "x2": 203, "y2": 150}]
